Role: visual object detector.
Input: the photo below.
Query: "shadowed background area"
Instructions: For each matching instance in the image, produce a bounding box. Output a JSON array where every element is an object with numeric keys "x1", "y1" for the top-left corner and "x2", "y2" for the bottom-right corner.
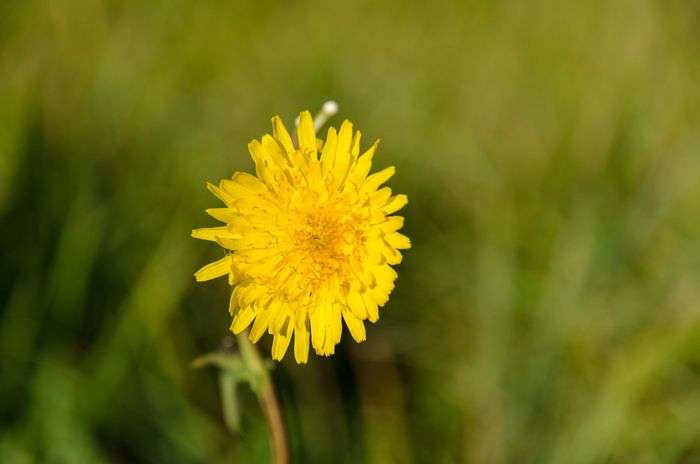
[{"x1": 2, "y1": 1, "x2": 700, "y2": 462}]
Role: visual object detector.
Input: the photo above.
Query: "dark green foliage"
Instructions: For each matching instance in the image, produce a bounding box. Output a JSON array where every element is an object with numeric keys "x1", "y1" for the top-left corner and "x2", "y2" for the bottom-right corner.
[{"x1": 2, "y1": 1, "x2": 700, "y2": 462}]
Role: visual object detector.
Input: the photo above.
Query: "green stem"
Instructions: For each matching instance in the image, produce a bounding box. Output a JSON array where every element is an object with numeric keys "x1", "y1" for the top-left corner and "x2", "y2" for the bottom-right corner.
[{"x1": 236, "y1": 333, "x2": 288, "y2": 464}]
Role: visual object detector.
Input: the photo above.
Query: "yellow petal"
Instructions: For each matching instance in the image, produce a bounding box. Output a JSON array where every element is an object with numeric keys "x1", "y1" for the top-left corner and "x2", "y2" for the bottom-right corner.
[
  {"x1": 247, "y1": 140, "x2": 278, "y2": 188},
  {"x1": 273, "y1": 313, "x2": 290, "y2": 337},
  {"x1": 228, "y1": 287, "x2": 240, "y2": 313},
  {"x1": 383, "y1": 194, "x2": 408, "y2": 214},
  {"x1": 385, "y1": 232, "x2": 411, "y2": 249},
  {"x1": 206, "y1": 208, "x2": 236, "y2": 223},
  {"x1": 350, "y1": 130, "x2": 362, "y2": 157},
  {"x1": 320, "y1": 127, "x2": 338, "y2": 177},
  {"x1": 228, "y1": 268, "x2": 240, "y2": 286},
  {"x1": 361, "y1": 166, "x2": 395, "y2": 195},
  {"x1": 194, "y1": 255, "x2": 232, "y2": 282},
  {"x1": 310, "y1": 309, "x2": 327, "y2": 351},
  {"x1": 374, "y1": 264, "x2": 398, "y2": 286},
  {"x1": 362, "y1": 293, "x2": 379, "y2": 322},
  {"x1": 347, "y1": 292, "x2": 368, "y2": 320},
  {"x1": 347, "y1": 141, "x2": 378, "y2": 186},
  {"x1": 370, "y1": 283, "x2": 391, "y2": 307},
  {"x1": 297, "y1": 111, "x2": 317, "y2": 156},
  {"x1": 215, "y1": 236, "x2": 238, "y2": 250},
  {"x1": 230, "y1": 305, "x2": 256, "y2": 334},
  {"x1": 191, "y1": 226, "x2": 238, "y2": 241},
  {"x1": 220, "y1": 180, "x2": 250, "y2": 199},
  {"x1": 294, "y1": 327, "x2": 310, "y2": 364},
  {"x1": 328, "y1": 304, "x2": 343, "y2": 348},
  {"x1": 271, "y1": 323, "x2": 293, "y2": 360},
  {"x1": 382, "y1": 241, "x2": 403, "y2": 265},
  {"x1": 232, "y1": 172, "x2": 268, "y2": 194},
  {"x1": 342, "y1": 310, "x2": 366, "y2": 343},
  {"x1": 249, "y1": 309, "x2": 272, "y2": 343},
  {"x1": 336, "y1": 120, "x2": 354, "y2": 155},
  {"x1": 258, "y1": 299, "x2": 282, "y2": 336},
  {"x1": 237, "y1": 284, "x2": 264, "y2": 309},
  {"x1": 331, "y1": 120, "x2": 354, "y2": 186},
  {"x1": 261, "y1": 134, "x2": 288, "y2": 169},
  {"x1": 207, "y1": 182, "x2": 235, "y2": 206},
  {"x1": 288, "y1": 149, "x2": 309, "y2": 172},
  {"x1": 371, "y1": 187, "x2": 392, "y2": 207},
  {"x1": 377, "y1": 216, "x2": 404, "y2": 232},
  {"x1": 271, "y1": 115, "x2": 295, "y2": 154}
]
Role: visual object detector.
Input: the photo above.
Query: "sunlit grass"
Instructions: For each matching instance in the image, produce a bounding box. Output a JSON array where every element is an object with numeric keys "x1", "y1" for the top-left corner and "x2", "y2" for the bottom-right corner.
[{"x1": 1, "y1": 0, "x2": 700, "y2": 462}]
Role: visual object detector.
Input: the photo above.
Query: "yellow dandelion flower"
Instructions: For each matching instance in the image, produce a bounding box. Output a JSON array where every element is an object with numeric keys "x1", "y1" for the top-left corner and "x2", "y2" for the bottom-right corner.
[{"x1": 192, "y1": 109, "x2": 410, "y2": 363}]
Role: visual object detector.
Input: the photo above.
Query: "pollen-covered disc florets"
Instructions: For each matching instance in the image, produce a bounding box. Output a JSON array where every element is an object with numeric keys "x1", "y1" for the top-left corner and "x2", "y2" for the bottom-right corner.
[{"x1": 192, "y1": 111, "x2": 410, "y2": 363}]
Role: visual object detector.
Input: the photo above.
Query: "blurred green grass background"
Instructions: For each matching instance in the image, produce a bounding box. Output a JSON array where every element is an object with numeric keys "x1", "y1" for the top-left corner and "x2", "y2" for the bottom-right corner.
[{"x1": 2, "y1": 0, "x2": 700, "y2": 462}]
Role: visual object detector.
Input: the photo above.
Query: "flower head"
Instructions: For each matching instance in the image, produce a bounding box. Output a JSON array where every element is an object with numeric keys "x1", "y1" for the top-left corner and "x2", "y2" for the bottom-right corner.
[{"x1": 193, "y1": 110, "x2": 410, "y2": 363}]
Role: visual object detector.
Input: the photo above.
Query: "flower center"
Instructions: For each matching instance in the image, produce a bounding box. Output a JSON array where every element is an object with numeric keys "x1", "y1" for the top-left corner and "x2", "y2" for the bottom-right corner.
[{"x1": 286, "y1": 198, "x2": 362, "y2": 292}]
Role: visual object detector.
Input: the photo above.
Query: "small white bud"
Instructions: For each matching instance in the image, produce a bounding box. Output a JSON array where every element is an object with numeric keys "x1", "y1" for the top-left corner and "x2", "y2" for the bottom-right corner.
[
  {"x1": 322, "y1": 101, "x2": 338, "y2": 117},
  {"x1": 314, "y1": 100, "x2": 339, "y2": 133}
]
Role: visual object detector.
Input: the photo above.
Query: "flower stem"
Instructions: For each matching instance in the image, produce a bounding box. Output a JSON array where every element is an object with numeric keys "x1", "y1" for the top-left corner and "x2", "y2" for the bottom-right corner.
[{"x1": 236, "y1": 333, "x2": 289, "y2": 464}]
